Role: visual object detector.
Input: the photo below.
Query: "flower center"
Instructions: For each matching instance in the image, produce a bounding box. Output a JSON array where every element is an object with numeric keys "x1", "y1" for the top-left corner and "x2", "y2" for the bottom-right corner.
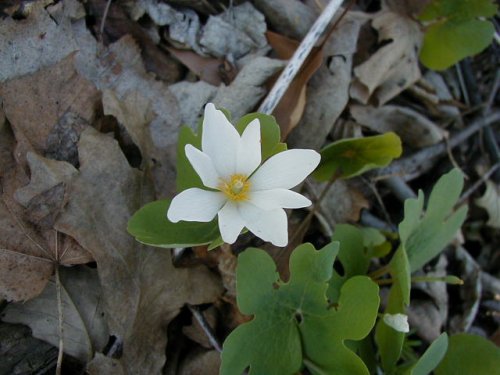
[{"x1": 219, "y1": 174, "x2": 250, "y2": 201}]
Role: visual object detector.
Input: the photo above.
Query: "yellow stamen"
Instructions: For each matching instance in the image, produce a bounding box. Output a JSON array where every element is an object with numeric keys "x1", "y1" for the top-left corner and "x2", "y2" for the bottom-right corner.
[{"x1": 219, "y1": 174, "x2": 250, "y2": 201}]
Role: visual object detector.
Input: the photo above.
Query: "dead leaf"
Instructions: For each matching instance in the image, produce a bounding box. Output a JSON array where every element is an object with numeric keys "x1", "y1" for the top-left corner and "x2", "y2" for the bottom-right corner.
[
  {"x1": 178, "y1": 349, "x2": 221, "y2": 375},
  {"x1": 350, "y1": 104, "x2": 444, "y2": 147},
  {"x1": 2, "y1": 266, "x2": 109, "y2": 362},
  {"x1": 169, "y1": 81, "x2": 218, "y2": 130},
  {"x1": 350, "y1": 11, "x2": 422, "y2": 105},
  {"x1": 266, "y1": 31, "x2": 324, "y2": 140},
  {"x1": 475, "y1": 180, "x2": 500, "y2": 229},
  {"x1": 0, "y1": 1, "x2": 81, "y2": 82},
  {"x1": 55, "y1": 127, "x2": 223, "y2": 374},
  {"x1": 0, "y1": 53, "x2": 98, "y2": 168},
  {"x1": 213, "y1": 57, "x2": 285, "y2": 120},
  {"x1": 183, "y1": 306, "x2": 218, "y2": 349},
  {"x1": 87, "y1": 353, "x2": 124, "y2": 375},
  {"x1": 199, "y1": 3, "x2": 268, "y2": 59},
  {"x1": 383, "y1": 0, "x2": 432, "y2": 17},
  {"x1": 86, "y1": 0, "x2": 182, "y2": 83},
  {"x1": 288, "y1": 13, "x2": 364, "y2": 149},
  {"x1": 166, "y1": 47, "x2": 236, "y2": 86}
]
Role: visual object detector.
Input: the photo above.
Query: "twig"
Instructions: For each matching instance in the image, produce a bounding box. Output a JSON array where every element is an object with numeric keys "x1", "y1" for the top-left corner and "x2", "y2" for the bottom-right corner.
[
  {"x1": 373, "y1": 111, "x2": 500, "y2": 181},
  {"x1": 456, "y1": 162, "x2": 500, "y2": 206},
  {"x1": 55, "y1": 266, "x2": 64, "y2": 375},
  {"x1": 99, "y1": 0, "x2": 113, "y2": 40},
  {"x1": 187, "y1": 305, "x2": 222, "y2": 353},
  {"x1": 258, "y1": 0, "x2": 343, "y2": 114}
]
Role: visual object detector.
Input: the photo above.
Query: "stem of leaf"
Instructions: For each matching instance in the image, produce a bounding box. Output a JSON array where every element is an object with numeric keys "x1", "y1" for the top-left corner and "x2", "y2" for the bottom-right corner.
[
  {"x1": 290, "y1": 171, "x2": 341, "y2": 245},
  {"x1": 303, "y1": 358, "x2": 329, "y2": 375},
  {"x1": 55, "y1": 264, "x2": 64, "y2": 375},
  {"x1": 368, "y1": 264, "x2": 392, "y2": 280},
  {"x1": 375, "y1": 275, "x2": 464, "y2": 286}
]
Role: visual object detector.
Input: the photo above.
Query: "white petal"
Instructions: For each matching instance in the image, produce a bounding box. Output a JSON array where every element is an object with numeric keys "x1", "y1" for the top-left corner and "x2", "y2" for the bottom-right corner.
[
  {"x1": 185, "y1": 144, "x2": 220, "y2": 189},
  {"x1": 249, "y1": 189, "x2": 312, "y2": 210},
  {"x1": 237, "y1": 119, "x2": 261, "y2": 176},
  {"x1": 218, "y1": 201, "x2": 245, "y2": 244},
  {"x1": 239, "y1": 203, "x2": 288, "y2": 247},
  {"x1": 202, "y1": 103, "x2": 240, "y2": 179},
  {"x1": 250, "y1": 149, "x2": 320, "y2": 190},
  {"x1": 167, "y1": 188, "x2": 226, "y2": 223},
  {"x1": 383, "y1": 313, "x2": 410, "y2": 333}
]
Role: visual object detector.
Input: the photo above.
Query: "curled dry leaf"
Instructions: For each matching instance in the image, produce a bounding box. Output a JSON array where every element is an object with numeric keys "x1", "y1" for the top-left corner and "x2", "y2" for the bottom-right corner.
[
  {"x1": 0, "y1": 53, "x2": 98, "y2": 168},
  {"x1": 475, "y1": 180, "x2": 500, "y2": 229},
  {"x1": 288, "y1": 13, "x2": 364, "y2": 149},
  {"x1": 350, "y1": 11, "x2": 422, "y2": 105},
  {"x1": 2, "y1": 266, "x2": 109, "y2": 362},
  {"x1": 55, "y1": 127, "x2": 223, "y2": 374},
  {"x1": 350, "y1": 104, "x2": 444, "y2": 147}
]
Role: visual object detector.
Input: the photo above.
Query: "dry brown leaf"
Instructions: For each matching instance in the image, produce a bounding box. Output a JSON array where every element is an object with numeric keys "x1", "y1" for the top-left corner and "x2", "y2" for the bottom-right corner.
[
  {"x1": 350, "y1": 104, "x2": 444, "y2": 147},
  {"x1": 350, "y1": 11, "x2": 422, "y2": 105},
  {"x1": 383, "y1": 0, "x2": 432, "y2": 17},
  {"x1": 288, "y1": 13, "x2": 364, "y2": 150},
  {"x1": 0, "y1": 1, "x2": 81, "y2": 82},
  {"x1": 475, "y1": 180, "x2": 500, "y2": 229},
  {"x1": 178, "y1": 349, "x2": 221, "y2": 375},
  {"x1": 266, "y1": 31, "x2": 324, "y2": 140},
  {"x1": 0, "y1": 53, "x2": 98, "y2": 168},
  {"x1": 86, "y1": 0, "x2": 182, "y2": 83},
  {"x1": 2, "y1": 266, "x2": 109, "y2": 362},
  {"x1": 166, "y1": 47, "x2": 236, "y2": 86},
  {"x1": 55, "y1": 127, "x2": 223, "y2": 374}
]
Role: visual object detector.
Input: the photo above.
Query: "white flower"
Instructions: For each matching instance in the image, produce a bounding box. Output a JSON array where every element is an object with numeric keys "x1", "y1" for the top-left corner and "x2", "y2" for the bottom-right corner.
[
  {"x1": 167, "y1": 103, "x2": 320, "y2": 247},
  {"x1": 383, "y1": 313, "x2": 410, "y2": 333}
]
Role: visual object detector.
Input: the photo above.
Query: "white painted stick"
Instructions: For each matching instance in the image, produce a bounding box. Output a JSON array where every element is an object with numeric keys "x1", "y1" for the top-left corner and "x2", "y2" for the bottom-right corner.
[{"x1": 258, "y1": 0, "x2": 343, "y2": 115}]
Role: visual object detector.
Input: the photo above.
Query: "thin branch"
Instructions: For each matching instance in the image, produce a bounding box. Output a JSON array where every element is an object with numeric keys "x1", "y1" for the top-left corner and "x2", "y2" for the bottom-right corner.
[
  {"x1": 99, "y1": 0, "x2": 113, "y2": 41},
  {"x1": 258, "y1": 0, "x2": 343, "y2": 114},
  {"x1": 55, "y1": 264, "x2": 64, "y2": 375},
  {"x1": 456, "y1": 162, "x2": 500, "y2": 206},
  {"x1": 187, "y1": 305, "x2": 222, "y2": 353}
]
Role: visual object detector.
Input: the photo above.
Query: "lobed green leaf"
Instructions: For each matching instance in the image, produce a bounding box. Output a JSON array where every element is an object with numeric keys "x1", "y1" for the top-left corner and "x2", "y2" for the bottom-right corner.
[{"x1": 221, "y1": 243, "x2": 380, "y2": 375}]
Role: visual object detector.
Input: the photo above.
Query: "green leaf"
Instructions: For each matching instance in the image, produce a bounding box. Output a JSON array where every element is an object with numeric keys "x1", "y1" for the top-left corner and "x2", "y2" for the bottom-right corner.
[
  {"x1": 127, "y1": 199, "x2": 220, "y2": 248},
  {"x1": 236, "y1": 113, "x2": 287, "y2": 160},
  {"x1": 399, "y1": 169, "x2": 467, "y2": 273},
  {"x1": 314, "y1": 132, "x2": 402, "y2": 181},
  {"x1": 375, "y1": 246, "x2": 411, "y2": 373},
  {"x1": 176, "y1": 125, "x2": 204, "y2": 192},
  {"x1": 419, "y1": 0, "x2": 497, "y2": 70},
  {"x1": 420, "y1": 19, "x2": 495, "y2": 71},
  {"x1": 327, "y1": 225, "x2": 373, "y2": 302},
  {"x1": 221, "y1": 243, "x2": 380, "y2": 375},
  {"x1": 435, "y1": 334, "x2": 500, "y2": 375},
  {"x1": 405, "y1": 333, "x2": 448, "y2": 375},
  {"x1": 419, "y1": 0, "x2": 497, "y2": 21}
]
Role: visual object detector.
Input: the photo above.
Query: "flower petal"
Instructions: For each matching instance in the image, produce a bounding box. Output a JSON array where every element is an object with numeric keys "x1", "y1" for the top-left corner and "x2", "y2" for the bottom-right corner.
[
  {"x1": 218, "y1": 201, "x2": 245, "y2": 244},
  {"x1": 250, "y1": 149, "x2": 320, "y2": 190},
  {"x1": 383, "y1": 313, "x2": 410, "y2": 333},
  {"x1": 167, "y1": 188, "x2": 226, "y2": 223},
  {"x1": 239, "y1": 203, "x2": 288, "y2": 246},
  {"x1": 202, "y1": 103, "x2": 240, "y2": 179},
  {"x1": 185, "y1": 144, "x2": 220, "y2": 189},
  {"x1": 249, "y1": 189, "x2": 312, "y2": 210},
  {"x1": 237, "y1": 118, "x2": 261, "y2": 176}
]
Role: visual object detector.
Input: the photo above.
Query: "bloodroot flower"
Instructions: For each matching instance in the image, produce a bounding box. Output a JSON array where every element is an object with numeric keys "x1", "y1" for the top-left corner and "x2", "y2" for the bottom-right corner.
[{"x1": 167, "y1": 103, "x2": 320, "y2": 246}]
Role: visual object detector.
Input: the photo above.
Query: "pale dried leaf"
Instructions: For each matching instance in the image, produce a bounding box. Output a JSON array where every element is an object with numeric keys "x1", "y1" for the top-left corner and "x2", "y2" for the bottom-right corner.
[
  {"x1": 475, "y1": 180, "x2": 500, "y2": 228},
  {"x1": 55, "y1": 127, "x2": 223, "y2": 374},
  {"x1": 169, "y1": 81, "x2": 218, "y2": 129},
  {"x1": 213, "y1": 57, "x2": 285, "y2": 119},
  {"x1": 87, "y1": 353, "x2": 124, "y2": 375},
  {"x1": 2, "y1": 266, "x2": 109, "y2": 362},
  {"x1": 350, "y1": 104, "x2": 444, "y2": 147},
  {"x1": 350, "y1": 11, "x2": 422, "y2": 105},
  {"x1": 178, "y1": 349, "x2": 221, "y2": 375},
  {"x1": 0, "y1": 1, "x2": 82, "y2": 82},
  {"x1": 0, "y1": 54, "x2": 98, "y2": 168},
  {"x1": 288, "y1": 14, "x2": 363, "y2": 149}
]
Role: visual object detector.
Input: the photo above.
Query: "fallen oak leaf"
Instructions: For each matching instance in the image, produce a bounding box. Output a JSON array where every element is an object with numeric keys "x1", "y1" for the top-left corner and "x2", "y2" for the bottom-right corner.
[{"x1": 55, "y1": 127, "x2": 223, "y2": 374}]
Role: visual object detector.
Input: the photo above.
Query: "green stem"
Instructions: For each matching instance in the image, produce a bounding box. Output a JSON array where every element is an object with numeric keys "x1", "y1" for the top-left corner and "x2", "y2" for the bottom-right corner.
[{"x1": 303, "y1": 358, "x2": 329, "y2": 375}]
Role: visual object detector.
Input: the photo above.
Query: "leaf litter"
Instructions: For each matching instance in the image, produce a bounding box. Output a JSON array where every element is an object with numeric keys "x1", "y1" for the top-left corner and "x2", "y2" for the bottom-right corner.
[{"x1": 0, "y1": 0, "x2": 499, "y2": 373}]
